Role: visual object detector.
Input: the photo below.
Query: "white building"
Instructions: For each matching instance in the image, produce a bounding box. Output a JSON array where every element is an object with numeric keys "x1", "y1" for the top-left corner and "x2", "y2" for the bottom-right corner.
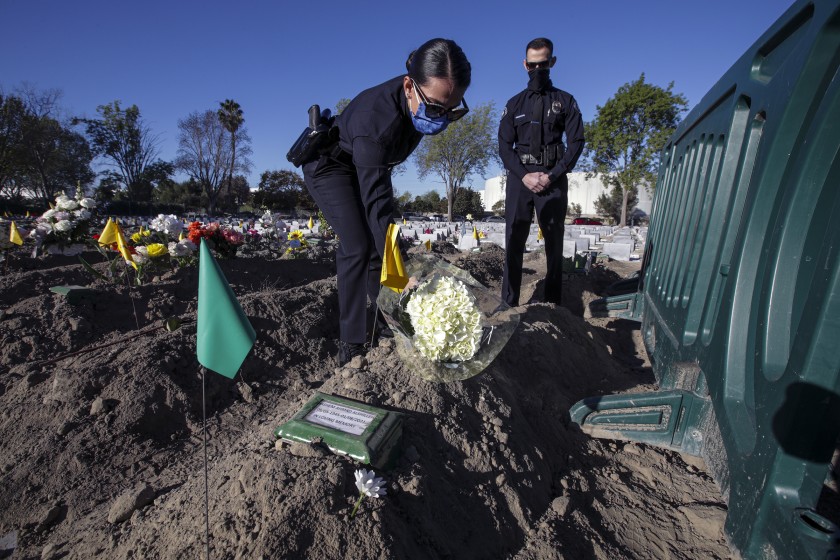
[{"x1": 482, "y1": 172, "x2": 653, "y2": 218}]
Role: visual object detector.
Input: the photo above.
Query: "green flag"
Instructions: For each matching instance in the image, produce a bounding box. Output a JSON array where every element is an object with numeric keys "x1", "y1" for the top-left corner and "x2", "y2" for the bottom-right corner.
[{"x1": 197, "y1": 239, "x2": 256, "y2": 378}]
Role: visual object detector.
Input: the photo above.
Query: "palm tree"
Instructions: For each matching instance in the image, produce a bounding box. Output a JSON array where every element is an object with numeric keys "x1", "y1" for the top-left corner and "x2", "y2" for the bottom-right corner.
[{"x1": 217, "y1": 99, "x2": 243, "y2": 210}]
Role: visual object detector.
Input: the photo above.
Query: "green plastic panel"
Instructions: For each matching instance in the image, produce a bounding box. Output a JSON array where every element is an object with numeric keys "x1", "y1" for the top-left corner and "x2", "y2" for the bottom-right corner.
[{"x1": 572, "y1": 1, "x2": 840, "y2": 558}]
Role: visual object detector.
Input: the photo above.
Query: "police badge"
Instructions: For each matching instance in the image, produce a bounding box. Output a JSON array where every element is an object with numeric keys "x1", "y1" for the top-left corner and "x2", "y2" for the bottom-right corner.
[{"x1": 551, "y1": 100, "x2": 563, "y2": 114}]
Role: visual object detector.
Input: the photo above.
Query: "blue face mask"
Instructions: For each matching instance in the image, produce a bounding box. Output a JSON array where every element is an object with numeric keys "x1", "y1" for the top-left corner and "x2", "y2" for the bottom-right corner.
[{"x1": 410, "y1": 102, "x2": 449, "y2": 135}]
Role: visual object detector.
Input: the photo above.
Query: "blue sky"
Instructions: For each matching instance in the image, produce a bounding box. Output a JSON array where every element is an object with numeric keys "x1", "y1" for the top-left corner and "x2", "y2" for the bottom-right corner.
[{"x1": 1, "y1": 0, "x2": 796, "y2": 198}]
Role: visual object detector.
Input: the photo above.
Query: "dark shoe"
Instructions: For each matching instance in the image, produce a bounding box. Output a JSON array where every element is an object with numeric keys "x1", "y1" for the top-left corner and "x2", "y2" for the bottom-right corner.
[
  {"x1": 338, "y1": 341, "x2": 366, "y2": 366},
  {"x1": 375, "y1": 316, "x2": 394, "y2": 339}
]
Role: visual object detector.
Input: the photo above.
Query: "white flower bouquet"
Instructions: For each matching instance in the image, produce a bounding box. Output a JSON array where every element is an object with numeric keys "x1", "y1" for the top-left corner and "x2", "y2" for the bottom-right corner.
[
  {"x1": 29, "y1": 187, "x2": 98, "y2": 256},
  {"x1": 377, "y1": 254, "x2": 520, "y2": 382}
]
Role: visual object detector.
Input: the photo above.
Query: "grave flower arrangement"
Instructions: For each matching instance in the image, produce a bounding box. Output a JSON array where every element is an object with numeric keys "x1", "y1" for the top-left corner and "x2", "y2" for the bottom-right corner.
[
  {"x1": 285, "y1": 229, "x2": 308, "y2": 258},
  {"x1": 29, "y1": 187, "x2": 97, "y2": 256},
  {"x1": 186, "y1": 221, "x2": 243, "y2": 258},
  {"x1": 377, "y1": 254, "x2": 520, "y2": 382}
]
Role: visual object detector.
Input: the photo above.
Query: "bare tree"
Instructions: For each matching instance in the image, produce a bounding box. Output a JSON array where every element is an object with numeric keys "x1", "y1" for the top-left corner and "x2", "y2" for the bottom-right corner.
[{"x1": 175, "y1": 109, "x2": 251, "y2": 215}]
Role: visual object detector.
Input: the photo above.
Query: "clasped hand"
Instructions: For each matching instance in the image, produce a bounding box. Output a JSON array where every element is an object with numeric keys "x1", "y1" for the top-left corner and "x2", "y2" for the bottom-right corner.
[{"x1": 523, "y1": 172, "x2": 552, "y2": 193}]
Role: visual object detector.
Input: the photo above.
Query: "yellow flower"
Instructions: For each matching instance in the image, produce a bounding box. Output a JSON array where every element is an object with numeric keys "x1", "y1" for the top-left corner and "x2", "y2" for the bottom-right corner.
[
  {"x1": 146, "y1": 243, "x2": 168, "y2": 258},
  {"x1": 131, "y1": 232, "x2": 143, "y2": 243},
  {"x1": 288, "y1": 230, "x2": 305, "y2": 241}
]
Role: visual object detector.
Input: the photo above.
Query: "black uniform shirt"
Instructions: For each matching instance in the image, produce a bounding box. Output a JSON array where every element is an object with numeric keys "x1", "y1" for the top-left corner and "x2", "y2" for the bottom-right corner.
[
  {"x1": 498, "y1": 84, "x2": 585, "y2": 183},
  {"x1": 337, "y1": 75, "x2": 423, "y2": 198}
]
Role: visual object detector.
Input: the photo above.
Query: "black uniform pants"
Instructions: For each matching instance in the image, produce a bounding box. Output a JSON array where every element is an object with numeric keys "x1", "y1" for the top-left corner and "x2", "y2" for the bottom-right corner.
[
  {"x1": 303, "y1": 153, "x2": 391, "y2": 344},
  {"x1": 502, "y1": 170, "x2": 568, "y2": 306}
]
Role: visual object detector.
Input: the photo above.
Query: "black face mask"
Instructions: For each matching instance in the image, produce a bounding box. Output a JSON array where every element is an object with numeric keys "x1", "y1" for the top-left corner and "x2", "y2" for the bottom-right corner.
[{"x1": 528, "y1": 68, "x2": 551, "y2": 92}]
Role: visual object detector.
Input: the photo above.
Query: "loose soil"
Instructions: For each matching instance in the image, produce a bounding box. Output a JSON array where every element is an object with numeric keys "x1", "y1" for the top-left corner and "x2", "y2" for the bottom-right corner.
[{"x1": 0, "y1": 242, "x2": 732, "y2": 559}]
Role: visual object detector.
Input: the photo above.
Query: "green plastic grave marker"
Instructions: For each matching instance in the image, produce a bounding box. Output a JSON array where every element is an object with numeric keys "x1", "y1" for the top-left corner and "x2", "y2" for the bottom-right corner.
[
  {"x1": 49, "y1": 285, "x2": 95, "y2": 305},
  {"x1": 274, "y1": 392, "x2": 403, "y2": 469}
]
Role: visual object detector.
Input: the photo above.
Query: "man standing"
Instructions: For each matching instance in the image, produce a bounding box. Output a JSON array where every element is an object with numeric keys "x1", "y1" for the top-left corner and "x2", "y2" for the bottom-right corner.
[{"x1": 498, "y1": 37, "x2": 585, "y2": 306}]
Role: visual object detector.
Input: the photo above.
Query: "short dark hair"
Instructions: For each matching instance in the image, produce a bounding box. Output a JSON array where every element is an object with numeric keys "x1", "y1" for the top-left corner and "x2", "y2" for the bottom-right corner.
[
  {"x1": 405, "y1": 38, "x2": 471, "y2": 90},
  {"x1": 526, "y1": 38, "x2": 554, "y2": 57}
]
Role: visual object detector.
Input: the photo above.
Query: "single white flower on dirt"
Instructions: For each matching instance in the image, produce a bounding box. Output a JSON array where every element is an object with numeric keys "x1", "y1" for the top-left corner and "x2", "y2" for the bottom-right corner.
[
  {"x1": 350, "y1": 468, "x2": 387, "y2": 519},
  {"x1": 354, "y1": 469, "x2": 387, "y2": 498}
]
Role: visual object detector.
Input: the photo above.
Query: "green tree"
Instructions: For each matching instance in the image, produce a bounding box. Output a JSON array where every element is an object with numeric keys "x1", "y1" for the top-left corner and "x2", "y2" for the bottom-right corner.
[
  {"x1": 17, "y1": 113, "x2": 94, "y2": 206},
  {"x1": 74, "y1": 101, "x2": 162, "y2": 205},
  {"x1": 252, "y1": 170, "x2": 307, "y2": 212},
  {"x1": 219, "y1": 174, "x2": 251, "y2": 210},
  {"x1": 595, "y1": 186, "x2": 638, "y2": 224},
  {"x1": 491, "y1": 199, "x2": 505, "y2": 216},
  {"x1": 218, "y1": 99, "x2": 244, "y2": 206},
  {"x1": 414, "y1": 102, "x2": 499, "y2": 221},
  {"x1": 153, "y1": 178, "x2": 203, "y2": 212},
  {"x1": 584, "y1": 74, "x2": 688, "y2": 226},
  {"x1": 0, "y1": 93, "x2": 27, "y2": 199},
  {"x1": 412, "y1": 190, "x2": 442, "y2": 214},
  {"x1": 394, "y1": 190, "x2": 412, "y2": 215},
  {"x1": 451, "y1": 187, "x2": 484, "y2": 217}
]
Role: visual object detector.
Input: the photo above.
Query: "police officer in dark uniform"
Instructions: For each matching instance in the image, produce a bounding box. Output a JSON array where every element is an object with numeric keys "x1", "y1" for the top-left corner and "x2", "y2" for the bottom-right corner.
[
  {"x1": 302, "y1": 38, "x2": 472, "y2": 365},
  {"x1": 498, "y1": 37, "x2": 585, "y2": 307}
]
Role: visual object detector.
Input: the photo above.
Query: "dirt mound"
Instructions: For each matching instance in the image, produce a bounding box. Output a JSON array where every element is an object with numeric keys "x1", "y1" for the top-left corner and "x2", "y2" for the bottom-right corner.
[{"x1": 0, "y1": 247, "x2": 731, "y2": 559}]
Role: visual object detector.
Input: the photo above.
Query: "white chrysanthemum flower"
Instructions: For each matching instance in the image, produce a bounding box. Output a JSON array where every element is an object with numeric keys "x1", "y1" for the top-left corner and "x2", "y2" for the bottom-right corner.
[
  {"x1": 168, "y1": 239, "x2": 196, "y2": 257},
  {"x1": 133, "y1": 246, "x2": 149, "y2": 264},
  {"x1": 54, "y1": 220, "x2": 74, "y2": 232},
  {"x1": 405, "y1": 276, "x2": 484, "y2": 362},
  {"x1": 42, "y1": 209, "x2": 56, "y2": 219},
  {"x1": 151, "y1": 214, "x2": 183, "y2": 236},
  {"x1": 79, "y1": 198, "x2": 96, "y2": 209},
  {"x1": 56, "y1": 196, "x2": 78, "y2": 211},
  {"x1": 354, "y1": 469, "x2": 387, "y2": 498},
  {"x1": 74, "y1": 209, "x2": 91, "y2": 220}
]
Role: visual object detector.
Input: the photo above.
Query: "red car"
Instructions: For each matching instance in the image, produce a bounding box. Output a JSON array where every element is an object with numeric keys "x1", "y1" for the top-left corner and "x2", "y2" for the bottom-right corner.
[{"x1": 572, "y1": 217, "x2": 603, "y2": 225}]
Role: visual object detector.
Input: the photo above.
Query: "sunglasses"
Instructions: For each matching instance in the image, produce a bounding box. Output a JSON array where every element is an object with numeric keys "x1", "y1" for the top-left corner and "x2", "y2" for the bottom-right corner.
[
  {"x1": 525, "y1": 59, "x2": 553, "y2": 70},
  {"x1": 411, "y1": 79, "x2": 469, "y2": 121}
]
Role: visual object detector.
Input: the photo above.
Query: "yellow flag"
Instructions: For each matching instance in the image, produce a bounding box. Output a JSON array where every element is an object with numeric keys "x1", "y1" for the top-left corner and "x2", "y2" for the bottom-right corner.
[
  {"x1": 424, "y1": 239, "x2": 432, "y2": 251},
  {"x1": 179, "y1": 232, "x2": 185, "y2": 241},
  {"x1": 48, "y1": 202, "x2": 55, "y2": 209},
  {"x1": 308, "y1": 217, "x2": 314, "y2": 229},
  {"x1": 10, "y1": 221, "x2": 23, "y2": 245},
  {"x1": 402, "y1": 218, "x2": 406, "y2": 225},
  {"x1": 98, "y1": 218, "x2": 118, "y2": 245},
  {"x1": 537, "y1": 228, "x2": 543, "y2": 241},
  {"x1": 380, "y1": 223, "x2": 408, "y2": 292},
  {"x1": 115, "y1": 223, "x2": 138, "y2": 270},
  {"x1": 25, "y1": 210, "x2": 30, "y2": 217},
  {"x1": 472, "y1": 226, "x2": 479, "y2": 240}
]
